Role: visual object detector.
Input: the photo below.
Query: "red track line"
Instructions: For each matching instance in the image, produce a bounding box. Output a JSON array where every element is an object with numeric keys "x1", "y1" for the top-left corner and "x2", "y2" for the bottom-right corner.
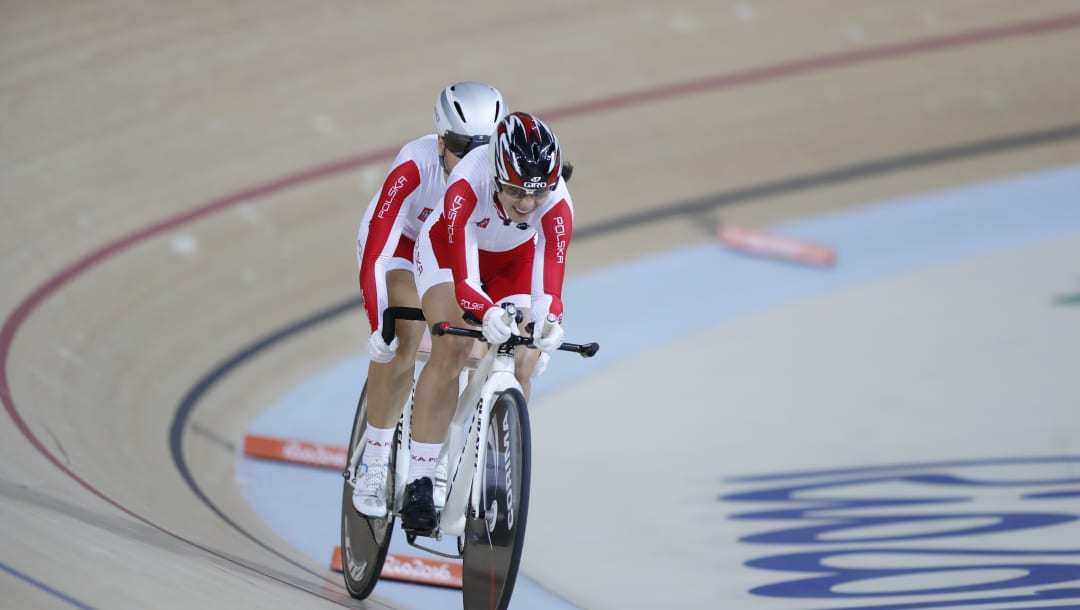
[{"x1": 543, "y1": 12, "x2": 1080, "y2": 120}]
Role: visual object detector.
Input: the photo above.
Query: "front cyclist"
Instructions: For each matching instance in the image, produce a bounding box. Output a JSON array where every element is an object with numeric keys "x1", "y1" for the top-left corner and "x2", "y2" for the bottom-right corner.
[
  {"x1": 401, "y1": 112, "x2": 574, "y2": 534},
  {"x1": 352, "y1": 82, "x2": 508, "y2": 519}
]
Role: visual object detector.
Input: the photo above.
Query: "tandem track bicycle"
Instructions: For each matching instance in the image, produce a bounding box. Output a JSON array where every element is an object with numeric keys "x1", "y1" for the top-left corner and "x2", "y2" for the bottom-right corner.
[{"x1": 341, "y1": 305, "x2": 598, "y2": 609}]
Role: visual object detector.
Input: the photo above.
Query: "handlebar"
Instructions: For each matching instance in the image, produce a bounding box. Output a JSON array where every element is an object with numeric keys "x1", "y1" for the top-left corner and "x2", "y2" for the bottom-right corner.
[
  {"x1": 379, "y1": 305, "x2": 599, "y2": 358},
  {"x1": 381, "y1": 306, "x2": 427, "y2": 344},
  {"x1": 431, "y1": 322, "x2": 599, "y2": 358}
]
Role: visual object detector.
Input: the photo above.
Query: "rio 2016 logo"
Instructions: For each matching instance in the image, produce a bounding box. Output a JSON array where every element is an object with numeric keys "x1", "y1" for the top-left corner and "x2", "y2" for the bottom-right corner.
[{"x1": 721, "y1": 457, "x2": 1080, "y2": 608}]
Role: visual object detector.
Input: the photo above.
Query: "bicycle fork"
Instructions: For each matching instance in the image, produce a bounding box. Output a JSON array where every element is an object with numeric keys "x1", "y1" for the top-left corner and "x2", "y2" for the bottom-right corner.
[{"x1": 440, "y1": 347, "x2": 521, "y2": 537}]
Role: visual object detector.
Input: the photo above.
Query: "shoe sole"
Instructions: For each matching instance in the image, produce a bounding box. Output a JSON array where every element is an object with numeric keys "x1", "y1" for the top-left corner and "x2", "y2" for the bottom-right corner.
[
  {"x1": 399, "y1": 515, "x2": 438, "y2": 537},
  {"x1": 401, "y1": 525, "x2": 438, "y2": 538},
  {"x1": 352, "y1": 495, "x2": 388, "y2": 519},
  {"x1": 353, "y1": 506, "x2": 388, "y2": 519}
]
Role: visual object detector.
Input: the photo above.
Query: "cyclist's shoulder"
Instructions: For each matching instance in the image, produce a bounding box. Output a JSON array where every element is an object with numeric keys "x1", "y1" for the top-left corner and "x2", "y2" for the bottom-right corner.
[
  {"x1": 398, "y1": 133, "x2": 439, "y2": 155},
  {"x1": 392, "y1": 134, "x2": 442, "y2": 174},
  {"x1": 543, "y1": 178, "x2": 575, "y2": 213},
  {"x1": 447, "y1": 146, "x2": 493, "y2": 195},
  {"x1": 454, "y1": 144, "x2": 492, "y2": 179}
]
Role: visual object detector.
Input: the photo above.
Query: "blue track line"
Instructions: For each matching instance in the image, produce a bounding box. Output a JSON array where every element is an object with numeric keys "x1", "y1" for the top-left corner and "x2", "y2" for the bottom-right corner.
[{"x1": 0, "y1": 560, "x2": 96, "y2": 610}]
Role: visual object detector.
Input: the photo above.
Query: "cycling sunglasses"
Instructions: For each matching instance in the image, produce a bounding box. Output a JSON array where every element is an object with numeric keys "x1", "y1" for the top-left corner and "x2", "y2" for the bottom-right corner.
[
  {"x1": 442, "y1": 132, "x2": 489, "y2": 158},
  {"x1": 497, "y1": 180, "x2": 554, "y2": 201}
]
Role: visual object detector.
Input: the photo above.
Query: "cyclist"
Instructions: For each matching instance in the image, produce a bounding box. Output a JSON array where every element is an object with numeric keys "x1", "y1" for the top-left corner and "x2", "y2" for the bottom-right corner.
[
  {"x1": 352, "y1": 82, "x2": 507, "y2": 519},
  {"x1": 400, "y1": 112, "x2": 574, "y2": 534}
]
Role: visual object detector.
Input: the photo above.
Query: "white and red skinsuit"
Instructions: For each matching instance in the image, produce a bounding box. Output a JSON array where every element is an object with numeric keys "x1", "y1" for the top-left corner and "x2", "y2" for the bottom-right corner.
[
  {"x1": 413, "y1": 143, "x2": 574, "y2": 325},
  {"x1": 356, "y1": 134, "x2": 446, "y2": 334}
]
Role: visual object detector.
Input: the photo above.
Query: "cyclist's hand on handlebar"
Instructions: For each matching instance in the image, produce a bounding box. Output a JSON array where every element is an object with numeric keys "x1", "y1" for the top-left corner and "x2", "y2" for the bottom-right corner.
[
  {"x1": 482, "y1": 307, "x2": 514, "y2": 345},
  {"x1": 367, "y1": 331, "x2": 399, "y2": 363},
  {"x1": 532, "y1": 314, "x2": 565, "y2": 354}
]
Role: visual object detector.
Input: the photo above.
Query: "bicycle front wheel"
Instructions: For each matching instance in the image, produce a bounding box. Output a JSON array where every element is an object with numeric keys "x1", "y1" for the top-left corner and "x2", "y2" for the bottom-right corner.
[
  {"x1": 462, "y1": 388, "x2": 531, "y2": 610},
  {"x1": 340, "y1": 382, "x2": 396, "y2": 599}
]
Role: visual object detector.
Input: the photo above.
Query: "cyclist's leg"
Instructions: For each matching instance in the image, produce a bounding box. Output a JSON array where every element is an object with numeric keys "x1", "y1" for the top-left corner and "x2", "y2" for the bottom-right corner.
[
  {"x1": 412, "y1": 281, "x2": 473, "y2": 445},
  {"x1": 354, "y1": 268, "x2": 423, "y2": 518},
  {"x1": 365, "y1": 268, "x2": 424, "y2": 429},
  {"x1": 499, "y1": 304, "x2": 543, "y2": 401},
  {"x1": 411, "y1": 229, "x2": 472, "y2": 467},
  {"x1": 514, "y1": 339, "x2": 542, "y2": 401},
  {"x1": 400, "y1": 281, "x2": 473, "y2": 532}
]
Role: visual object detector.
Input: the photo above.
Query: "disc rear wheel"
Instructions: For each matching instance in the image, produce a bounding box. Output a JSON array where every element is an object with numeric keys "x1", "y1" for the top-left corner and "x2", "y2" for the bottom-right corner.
[{"x1": 341, "y1": 382, "x2": 397, "y2": 599}]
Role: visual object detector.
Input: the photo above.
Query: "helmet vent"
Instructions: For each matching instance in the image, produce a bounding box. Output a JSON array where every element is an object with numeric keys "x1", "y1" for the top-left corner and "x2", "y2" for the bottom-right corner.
[
  {"x1": 493, "y1": 102, "x2": 501, "y2": 122},
  {"x1": 453, "y1": 101, "x2": 467, "y2": 123}
]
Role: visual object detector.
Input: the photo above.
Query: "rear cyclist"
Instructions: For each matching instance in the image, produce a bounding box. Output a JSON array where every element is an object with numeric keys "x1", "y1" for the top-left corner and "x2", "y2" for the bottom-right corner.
[{"x1": 352, "y1": 82, "x2": 507, "y2": 518}]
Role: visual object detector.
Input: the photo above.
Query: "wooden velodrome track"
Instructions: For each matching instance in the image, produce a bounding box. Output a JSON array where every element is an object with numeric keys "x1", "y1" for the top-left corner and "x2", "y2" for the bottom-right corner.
[{"x1": 3, "y1": 2, "x2": 1080, "y2": 608}]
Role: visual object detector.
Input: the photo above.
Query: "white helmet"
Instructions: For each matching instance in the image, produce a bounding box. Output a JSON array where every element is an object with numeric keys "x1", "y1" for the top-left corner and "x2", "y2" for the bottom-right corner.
[{"x1": 433, "y1": 82, "x2": 507, "y2": 158}]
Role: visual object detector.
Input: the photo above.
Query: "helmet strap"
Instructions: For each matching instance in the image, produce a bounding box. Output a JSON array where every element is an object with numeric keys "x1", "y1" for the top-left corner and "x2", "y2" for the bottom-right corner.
[
  {"x1": 492, "y1": 192, "x2": 531, "y2": 230},
  {"x1": 437, "y1": 137, "x2": 450, "y2": 177}
]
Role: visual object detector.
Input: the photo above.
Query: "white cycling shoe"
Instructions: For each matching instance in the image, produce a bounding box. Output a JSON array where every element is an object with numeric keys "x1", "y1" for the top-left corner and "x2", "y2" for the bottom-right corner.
[{"x1": 352, "y1": 460, "x2": 389, "y2": 518}]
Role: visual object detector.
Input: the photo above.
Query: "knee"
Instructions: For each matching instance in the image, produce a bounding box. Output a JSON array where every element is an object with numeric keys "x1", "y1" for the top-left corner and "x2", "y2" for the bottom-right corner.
[
  {"x1": 395, "y1": 320, "x2": 426, "y2": 353},
  {"x1": 515, "y1": 350, "x2": 539, "y2": 379},
  {"x1": 427, "y1": 337, "x2": 473, "y2": 375}
]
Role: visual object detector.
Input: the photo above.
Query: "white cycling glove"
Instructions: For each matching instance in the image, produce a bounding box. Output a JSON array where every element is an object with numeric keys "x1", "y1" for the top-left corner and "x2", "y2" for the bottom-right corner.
[
  {"x1": 532, "y1": 315, "x2": 565, "y2": 354},
  {"x1": 367, "y1": 330, "x2": 399, "y2": 364},
  {"x1": 482, "y1": 307, "x2": 514, "y2": 345}
]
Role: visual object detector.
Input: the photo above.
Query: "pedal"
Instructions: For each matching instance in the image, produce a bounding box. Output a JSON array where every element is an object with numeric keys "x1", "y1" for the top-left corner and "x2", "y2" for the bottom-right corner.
[{"x1": 401, "y1": 524, "x2": 439, "y2": 540}]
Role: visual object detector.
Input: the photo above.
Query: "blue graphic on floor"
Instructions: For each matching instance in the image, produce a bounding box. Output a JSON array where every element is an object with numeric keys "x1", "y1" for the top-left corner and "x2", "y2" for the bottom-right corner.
[{"x1": 723, "y1": 457, "x2": 1080, "y2": 607}]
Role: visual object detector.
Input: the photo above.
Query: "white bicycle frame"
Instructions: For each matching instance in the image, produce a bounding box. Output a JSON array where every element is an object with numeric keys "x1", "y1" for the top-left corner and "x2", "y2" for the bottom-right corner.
[{"x1": 389, "y1": 339, "x2": 523, "y2": 538}]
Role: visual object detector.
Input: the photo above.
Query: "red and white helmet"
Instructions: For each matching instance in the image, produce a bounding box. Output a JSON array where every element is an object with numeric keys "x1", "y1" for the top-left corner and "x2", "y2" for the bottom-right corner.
[{"x1": 489, "y1": 112, "x2": 562, "y2": 193}]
